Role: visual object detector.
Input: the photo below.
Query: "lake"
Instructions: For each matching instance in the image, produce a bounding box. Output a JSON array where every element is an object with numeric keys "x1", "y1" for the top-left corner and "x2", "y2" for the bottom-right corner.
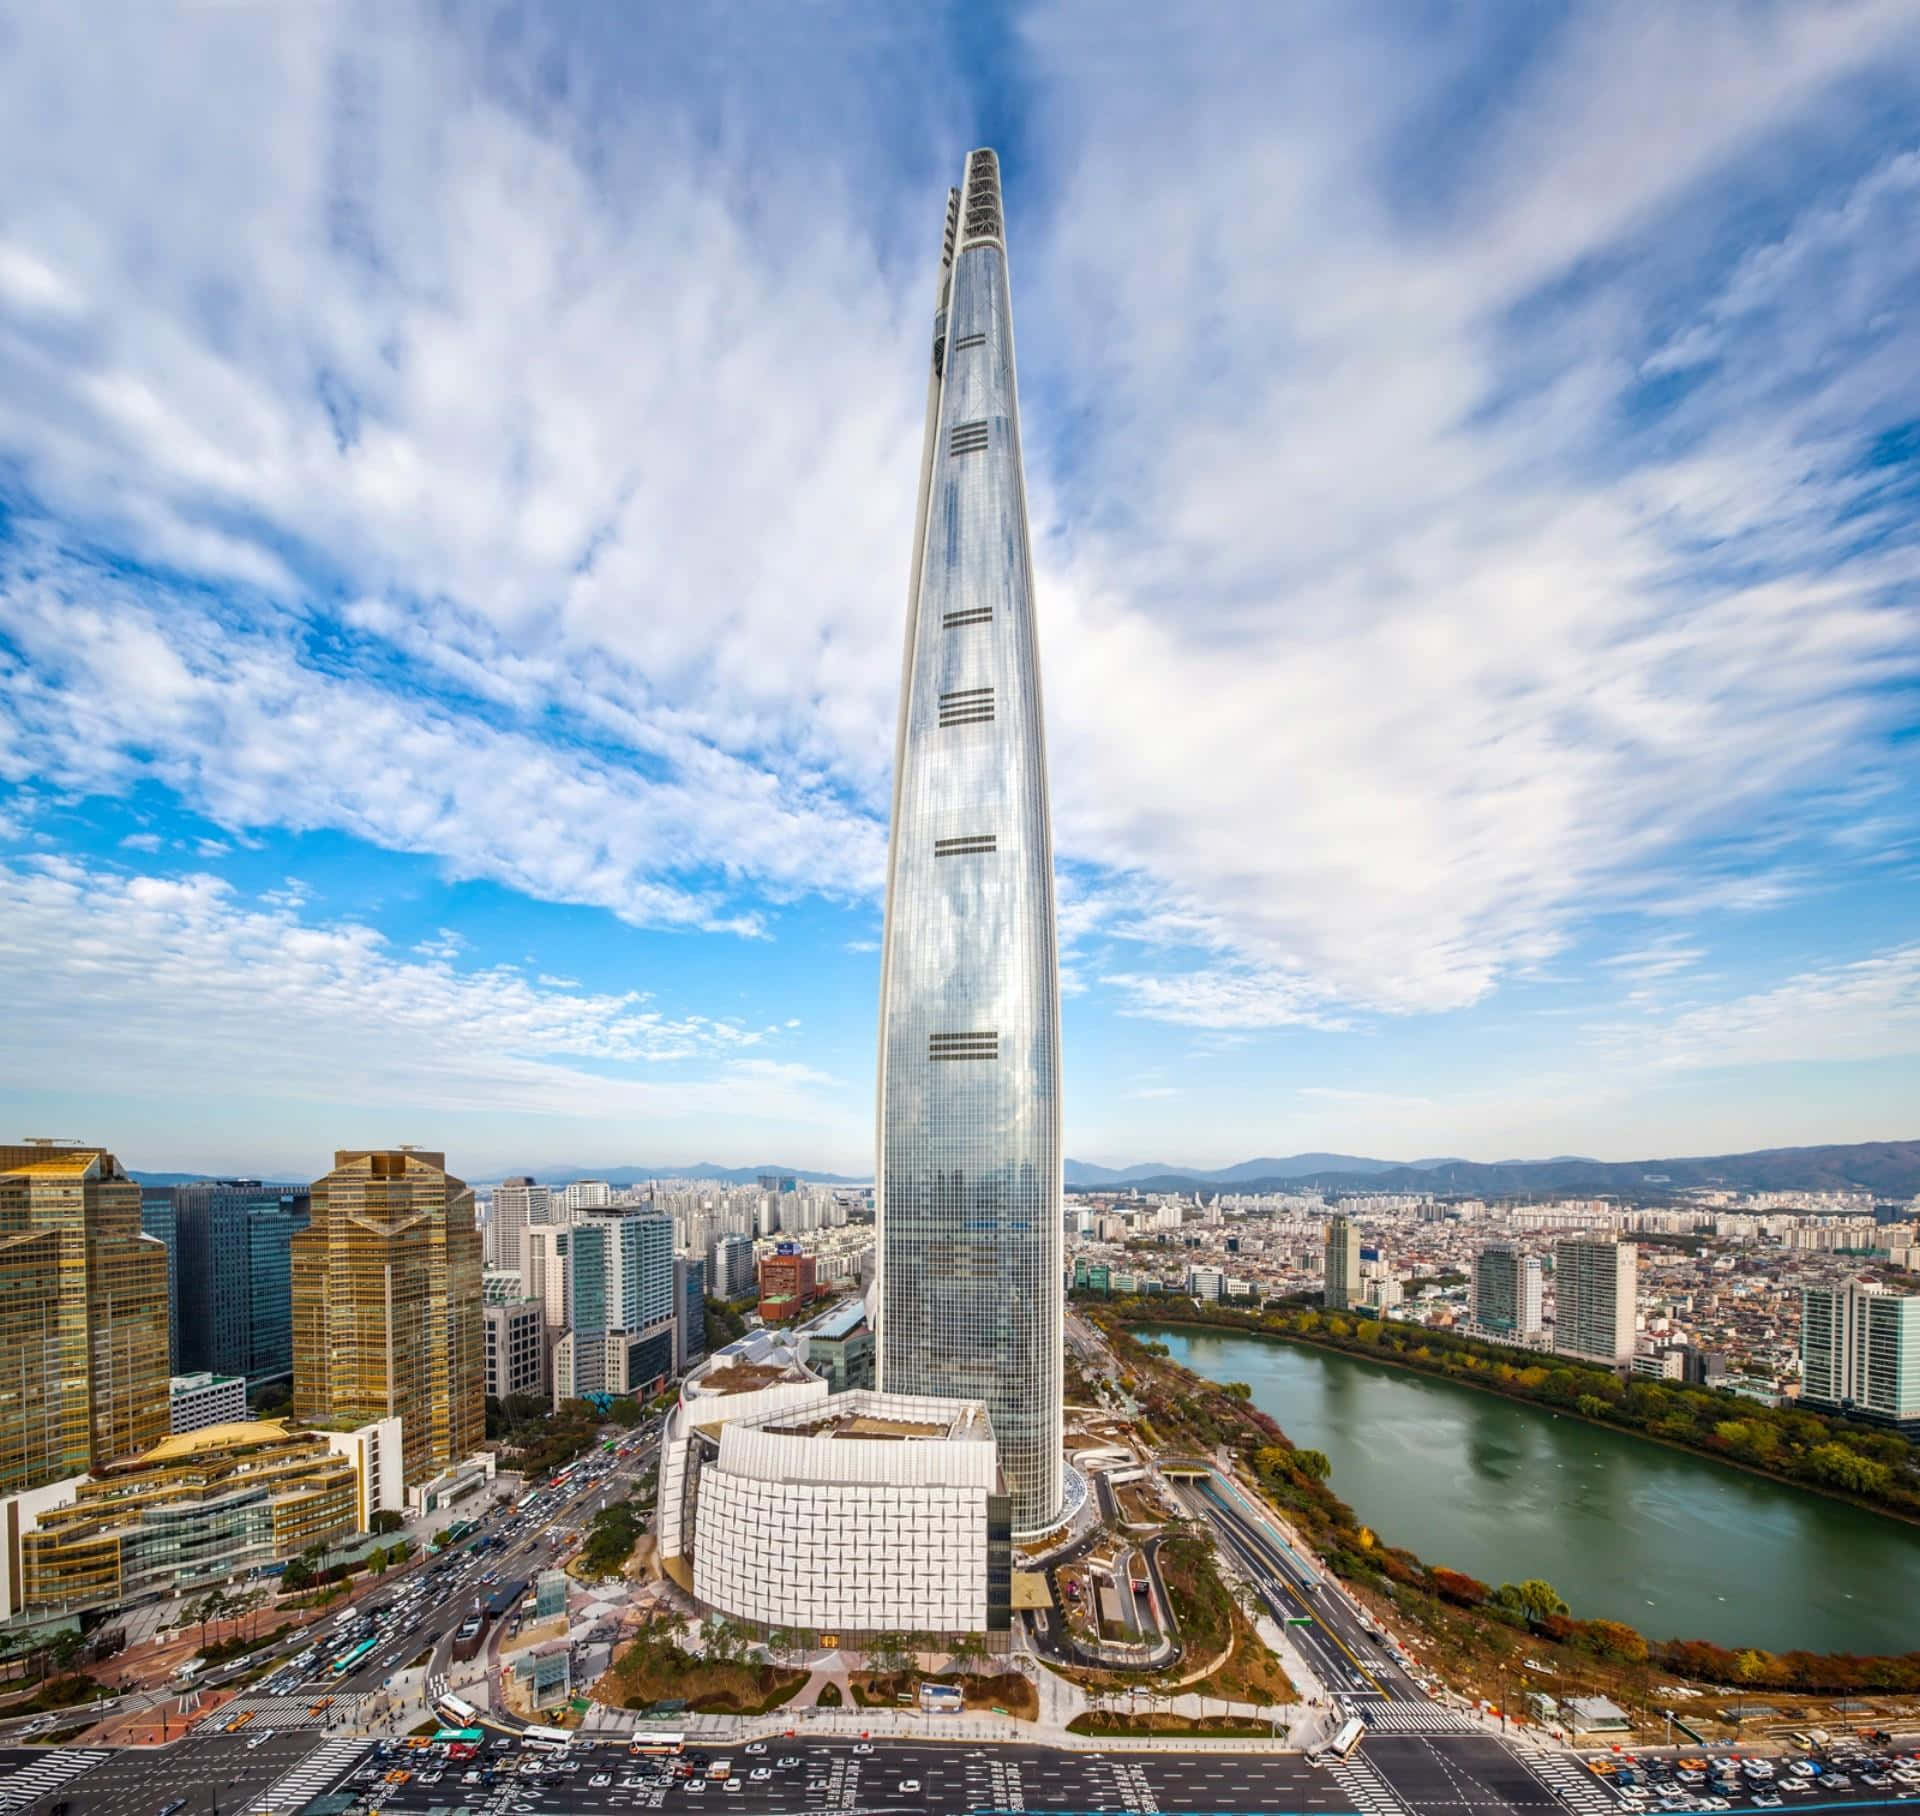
[{"x1": 1143, "y1": 1324, "x2": 1920, "y2": 1654}]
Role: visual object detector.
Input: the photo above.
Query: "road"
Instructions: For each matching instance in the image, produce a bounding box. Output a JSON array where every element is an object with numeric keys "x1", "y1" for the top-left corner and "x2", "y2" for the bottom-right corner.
[{"x1": 12, "y1": 1728, "x2": 1920, "y2": 1816}]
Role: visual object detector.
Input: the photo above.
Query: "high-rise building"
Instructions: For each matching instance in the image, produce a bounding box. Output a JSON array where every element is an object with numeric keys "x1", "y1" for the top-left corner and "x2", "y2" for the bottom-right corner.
[
  {"x1": 1553, "y1": 1237, "x2": 1638, "y2": 1366},
  {"x1": 759, "y1": 1245, "x2": 818, "y2": 1323},
  {"x1": 1471, "y1": 1243, "x2": 1544, "y2": 1342},
  {"x1": 876, "y1": 147, "x2": 1064, "y2": 1535},
  {"x1": 709, "y1": 1232, "x2": 755, "y2": 1301},
  {"x1": 674, "y1": 1255, "x2": 707, "y2": 1372},
  {"x1": 291, "y1": 1148, "x2": 483, "y2": 1486},
  {"x1": 487, "y1": 1176, "x2": 548, "y2": 1273},
  {"x1": 171, "y1": 1181, "x2": 309, "y2": 1386},
  {"x1": 555, "y1": 1209, "x2": 676, "y2": 1402},
  {"x1": 0, "y1": 1143, "x2": 171, "y2": 1494},
  {"x1": 1323, "y1": 1216, "x2": 1361, "y2": 1312},
  {"x1": 138, "y1": 1190, "x2": 180, "y2": 1372},
  {"x1": 1801, "y1": 1280, "x2": 1920, "y2": 1435},
  {"x1": 483, "y1": 1298, "x2": 545, "y2": 1401}
]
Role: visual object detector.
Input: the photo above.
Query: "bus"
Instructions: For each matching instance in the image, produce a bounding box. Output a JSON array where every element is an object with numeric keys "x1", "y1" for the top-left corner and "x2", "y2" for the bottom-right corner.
[
  {"x1": 1330, "y1": 1717, "x2": 1367, "y2": 1761},
  {"x1": 436, "y1": 1692, "x2": 480, "y2": 1726},
  {"x1": 631, "y1": 1734, "x2": 685, "y2": 1757},
  {"x1": 331, "y1": 1636, "x2": 378, "y2": 1674},
  {"x1": 522, "y1": 1724, "x2": 573, "y2": 1745},
  {"x1": 434, "y1": 1728, "x2": 485, "y2": 1746}
]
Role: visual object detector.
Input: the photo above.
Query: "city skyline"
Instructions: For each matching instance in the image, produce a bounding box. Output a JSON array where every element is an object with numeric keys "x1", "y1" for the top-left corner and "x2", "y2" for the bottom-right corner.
[
  {"x1": 876, "y1": 149, "x2": 1064, "y2": 1534},
  {"x1": 4, "y1": 8, "x2": 1920, "y2": 1175}
]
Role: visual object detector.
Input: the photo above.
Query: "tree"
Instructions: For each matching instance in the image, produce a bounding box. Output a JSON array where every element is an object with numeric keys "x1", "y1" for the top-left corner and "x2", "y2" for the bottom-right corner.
[
  {"x1": 1494, "y1": 1579, "x2": 1569, "y2": 1625},
  {"x1": 370, "y1": 1508, "x2": 406, "y2": 1536},
  {"x1": 1804, "y1": 1443, "x2": 1893, "y2": 1497},
  {"x1": 1292, "y1": 1449, "x2": 1332, "y2": 1482},
  {"x1": 281, "y1": 1557, "x2": 315, "y2": 1593}
]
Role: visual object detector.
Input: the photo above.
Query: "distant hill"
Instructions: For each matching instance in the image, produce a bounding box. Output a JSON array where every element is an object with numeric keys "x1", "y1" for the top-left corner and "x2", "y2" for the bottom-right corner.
[
  {"x1": 510, "y1": 1163, "x2": 868, "y2": 1188},
  {"x1": 1066, "y1": 1153, "x2": 1400, "y2": 1187},
  {"x1": 1067, "y1": 1139, "x2": 1920, "y2": 1199}
]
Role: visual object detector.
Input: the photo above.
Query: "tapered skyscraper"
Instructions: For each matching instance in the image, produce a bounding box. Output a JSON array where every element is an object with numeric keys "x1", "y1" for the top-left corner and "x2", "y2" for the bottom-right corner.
[{"x1": 876, "y1": 149, "x2": 1064, "y2": 1533}]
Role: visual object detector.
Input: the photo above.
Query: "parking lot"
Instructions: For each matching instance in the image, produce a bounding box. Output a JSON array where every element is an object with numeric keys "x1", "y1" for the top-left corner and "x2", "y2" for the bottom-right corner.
[{"x1": 1586, "y1": 1738, "x2": 1920, "y2": 1810}]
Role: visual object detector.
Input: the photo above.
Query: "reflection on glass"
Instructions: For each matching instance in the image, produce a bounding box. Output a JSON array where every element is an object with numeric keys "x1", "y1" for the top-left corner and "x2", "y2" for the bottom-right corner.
[{"x1": 876, "y1": 149, "x2": 1064, "y2": 1534}]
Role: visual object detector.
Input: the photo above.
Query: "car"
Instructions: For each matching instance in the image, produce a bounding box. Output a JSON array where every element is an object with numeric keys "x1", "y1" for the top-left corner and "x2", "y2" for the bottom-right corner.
[
  {"x1": 749, "y1": 1768, "x2": 771, "y2": 1782},
  {"x1": 686, "y1": 1784, "x2": 706, "y2": 1796},
  {"x1": 853, "y1": 1743, "x2": 873, "y2": 1755},
  {"x1": 1752, "y1": 1796, "x2": 1781, "y2": 1808},
  {"x1": 898, "y1": 1780, "x2": 922, "y2": 1794},
  {"x1": 724, "y1": 1784, "x2": 741, "y2": 1795},
  {"x1": 1826, "y1": 1776, "x2": 1853, "y2": 1791},
  {"x1": 777, "y1": 1756, "x2": 800, "y2": 1768},
  {"x1": 744, "y1": 1743, "x2": 766, "y2": 1755}
]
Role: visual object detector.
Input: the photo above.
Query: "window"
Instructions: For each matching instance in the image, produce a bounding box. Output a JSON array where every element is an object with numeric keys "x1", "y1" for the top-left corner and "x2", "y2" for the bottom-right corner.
[
  {"x1": 934, "y1": 835, "x2": 997, "y2": 857},
  {"x1": 943, "y1": 607, "x2": 993, "y2": 629},
  {"x1": 948, "y1": 420, "x2": 990, "y2": 457},
  {"x1": 951, "y1": 332, "x2": 986, "y2": 352},
  {"x1": 929, "y1": 1032, "x2": 998, "y2": 1062},
  {"x1": 937, "y1": 686, "x2": 994, "y2": 728}
]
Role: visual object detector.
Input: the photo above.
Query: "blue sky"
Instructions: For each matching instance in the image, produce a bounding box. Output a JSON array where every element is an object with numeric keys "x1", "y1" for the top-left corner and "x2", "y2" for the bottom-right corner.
[{"x1": 3, "y1": 1, "x2": 1919, "y2": 1180}]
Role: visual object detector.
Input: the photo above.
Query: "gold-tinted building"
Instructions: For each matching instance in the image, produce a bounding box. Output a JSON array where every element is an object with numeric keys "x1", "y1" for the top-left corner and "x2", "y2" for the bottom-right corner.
[
  {"x1": 293, "y1": 1148, "x2": 483, "y2": 1486},
  {"x1": 18, "y1": 1420, "x2": 359, "y2": 1615},
  {"x1": 0, "y1": 1143, "x2": 170, "y2": 1494}
]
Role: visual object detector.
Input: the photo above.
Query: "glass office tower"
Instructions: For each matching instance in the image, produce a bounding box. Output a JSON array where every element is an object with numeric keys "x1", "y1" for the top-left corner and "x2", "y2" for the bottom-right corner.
[{"x1": 877, "y1": 148, "x2": 1064, "y2": 1533}]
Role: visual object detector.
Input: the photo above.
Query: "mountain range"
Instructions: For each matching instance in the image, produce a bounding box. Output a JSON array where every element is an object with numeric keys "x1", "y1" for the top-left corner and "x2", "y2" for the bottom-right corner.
[{"x1": 1066, "y1": 1139, "x2": 1920, "y2": 1199}]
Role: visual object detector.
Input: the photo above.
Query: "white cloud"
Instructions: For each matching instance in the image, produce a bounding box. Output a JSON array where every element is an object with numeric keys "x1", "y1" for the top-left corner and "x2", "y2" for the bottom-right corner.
[
  {"x1": 0, "y1": 852, "x2": 854, "y2": 1129},
  {"x1": 1600, "y1": 942, "x2": 1920, "y2": 1072},
  {"x1": 0, "y1": 1, "x2": 1915, "y2": 1046}
]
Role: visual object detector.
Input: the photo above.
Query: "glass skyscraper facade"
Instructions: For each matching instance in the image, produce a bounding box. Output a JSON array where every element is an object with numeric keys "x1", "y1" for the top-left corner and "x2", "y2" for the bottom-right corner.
[{"x1": 877, "y1": 148, "x2": 1064, "y2": 1533}]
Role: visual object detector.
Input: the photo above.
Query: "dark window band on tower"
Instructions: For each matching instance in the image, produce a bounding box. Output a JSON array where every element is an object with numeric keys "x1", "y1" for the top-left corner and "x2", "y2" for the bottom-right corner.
[
  {"x1": 949, "y1": 419, "x2": 990, "y2": 456},
  {"x1": 934, "y1": 835, "x2": 998, "y2": 857},
  {"x1": 929, "y1": 1031, "x2": 999, "y2": 1061},
  {"x1": 938, "y1": 686, "x2": 995, "y2": 727},
  {"x1": 943, "y1": 607, "x2": 994, "y2": 628},
  {"x1": 952, "y1": 333, "x2": 986, "y2": 351}
]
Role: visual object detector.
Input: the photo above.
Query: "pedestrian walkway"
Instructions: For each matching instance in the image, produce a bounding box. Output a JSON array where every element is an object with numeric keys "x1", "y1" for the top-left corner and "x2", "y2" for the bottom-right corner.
[
  {"x1": 1326, "y1": 1752, "x2": 1414, "y2": 1816},
  {"x1": 1513, "y1": 1743, "x2": 1621, "y2": 1815},
  {"x1": 193, "y1": 1692, "x2": 364, "y2": 1734},
  {"x1": 242, "y1": 1737, "x2": 370, "y2": 1815},
  {"x1": 0, "y1": 1747, "x2": 111, "y2": 1813},
  {"x1": 1359, "y1": 1699, "x2": 1488, "y2": 1735}
]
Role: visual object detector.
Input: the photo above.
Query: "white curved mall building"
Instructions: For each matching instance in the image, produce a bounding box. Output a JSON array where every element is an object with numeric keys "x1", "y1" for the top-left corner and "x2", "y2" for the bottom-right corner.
[{"x1": 656, "y1": 1328, "x2": 1013, "y2": 1637}]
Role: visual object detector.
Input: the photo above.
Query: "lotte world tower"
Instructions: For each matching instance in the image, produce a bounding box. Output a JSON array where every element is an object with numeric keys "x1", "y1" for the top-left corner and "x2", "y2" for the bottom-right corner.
[{"x1": 875, "y1": 148, "x2": 1064, "y2": 1534}]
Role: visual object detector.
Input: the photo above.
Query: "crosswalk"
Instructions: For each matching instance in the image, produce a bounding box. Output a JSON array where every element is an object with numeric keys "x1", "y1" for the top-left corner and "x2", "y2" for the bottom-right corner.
[
  {"x1": 1327, "y1": 1753, "x2": 1414, "y2": 1816},
  {"x1": 0, "y1": 1748, "x2": 110, "y2": 1814},
  {"x1": 1357, "y1": 1700, "x2": 1487, "y2": 1734},
  {"x1": 1514, "y1": 1746, "x2": 1621, "y2": 1816},
  {"x1": 242, "y1": 1737, "x2": 370, "y2": 1815},
  {"x1": 193, "y1": 1692, "x2": 364, "y2": 1734}
]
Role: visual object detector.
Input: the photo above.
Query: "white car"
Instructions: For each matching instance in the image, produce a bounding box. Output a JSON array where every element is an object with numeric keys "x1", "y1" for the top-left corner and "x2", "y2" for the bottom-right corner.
[
  {"x1": 898, "y1": 1780, "x2": 922, "y2": 1794},
  {"x1": 589, "y1": 1773, "x2": 612, "y2": 1787},
  {"x1": 852, "y1": 1743, "x2": 873, "y2": 1756},
  {"x1": 749, "y1": 1768, "x2": 771, "y2": 1781}
]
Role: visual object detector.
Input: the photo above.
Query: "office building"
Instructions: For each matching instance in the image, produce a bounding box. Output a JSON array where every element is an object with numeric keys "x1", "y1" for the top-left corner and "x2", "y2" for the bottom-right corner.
[
  {"x1": 657, "y1": 1334, "x2": 1009, "y2": 1636},
  {"x1": 709, "y1": 1233, "x2": 755, "y2": 1301},
  {"x1": 759, "y1": 1245, "x2": 818, "y2": 1323},
  {"x1": 169, "y1": 1371, "x2": 249, "y2": 1433},
  {"x1": 524, "y1": 1226, "x2": 571, "y2": 1331},
  {"x1": 876, "y1": 148, "x2": 1065, "y2": 1535},
  {"x1": 320, "y1": 1414, "x2": 405, "y2": 1531},
  {"x1": 0, "y1": 1143, "x2": 170, "y2": 1495},
  {"x1": 1471, "y1": 1243, "x2": 1544, "y2": 1343},
  {"x1": 1553, "y1": 1237, "x2": 1638, "y2": 1366},
  {"x1": 1801, "y1": 1280, "x2": 1920, "y2": 1435},
  {"x1": 2, "y1": 1421, "x2": 361, "y2": 1618},
  {"x1": 556, "y1": 1208, "x2": 677, "y2": 1403},
  {"x1": 1323, "y1": 1215, "x2": 1361, "y2": 1312},
  {"x1": 803, "y1": 1298, "x2": 876, "y2": 1393},
  {"x1": 171, "y1": 1181, "x2": 309, "y2": 1387},
  {"x1": 139, "y1": 1190, "x2": 180, "y2": 1372},
  {"x1": 484, "y1": 1298, "x2": 545, "y2": 1401},
  {"x1": 487, "y1": 1176, "x2": 549, "y2": 1273},
  {"x1": 292, "y1": 1148, "x2": 484, "y2": 1486},
  {"x1": 674, "y1": 1256, "x2": 707, "y2": 1372}
]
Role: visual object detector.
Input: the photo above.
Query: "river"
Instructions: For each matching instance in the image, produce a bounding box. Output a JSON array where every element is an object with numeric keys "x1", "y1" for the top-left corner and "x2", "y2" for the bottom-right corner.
[{"x1": 1141, "y1": 1324, "x2": 1920, "y2": 1655}]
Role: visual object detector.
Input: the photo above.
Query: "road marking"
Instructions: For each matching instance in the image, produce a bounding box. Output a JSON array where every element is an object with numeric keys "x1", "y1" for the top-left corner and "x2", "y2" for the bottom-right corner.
[
  {"x1": 242, "y1": 1735, "x2": 370, "y2": 1814},
  {"x1": 0, "y1": 1748, "x2": 112, "y2": 1814}
]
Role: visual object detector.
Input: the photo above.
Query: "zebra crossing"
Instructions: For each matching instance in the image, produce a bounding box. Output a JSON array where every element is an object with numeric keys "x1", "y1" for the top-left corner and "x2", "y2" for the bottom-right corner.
[
  {"x1": 0, "y1": 1748, "x2": 110, "y2": 1814},
  {"x1": 1327, "y1": 1752, "x2": 1415, "y2": 1816},
  {"x1": 1514, "y1": 1745, "x2": 1621, "y2": 1816},
  {"x1": 193, "y1": 1691, "x2": 363, "y2": 1734},
  {"x1": 1357, "y1": 1699, "x2": 1488, "y2": 1735},
  {"x1": 242, "y1": 1737, "x2": 370, "y2": 1815}
]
